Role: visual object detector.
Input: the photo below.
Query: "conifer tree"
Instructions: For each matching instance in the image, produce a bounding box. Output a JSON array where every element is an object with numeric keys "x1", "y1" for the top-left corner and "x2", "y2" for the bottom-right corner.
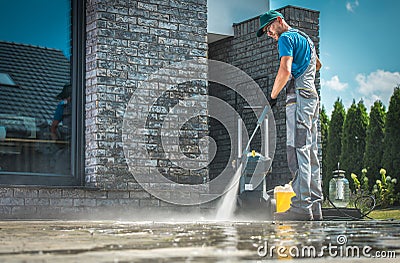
[
  {"x1": 364, "y1": 100, "x2": 386, "y2": 187},
  {"x1": 320, "y1": 105, "x2": 330, "y2": 194},
  {"x1": 340, "y1": 100, "x2": 368, "y2": 189},
  {"x1": 324, "y1": 99, "x2": 345, "y2": 194},
  {"x1": 382, "y1": 86, "x2": 400, "y2": 192}
]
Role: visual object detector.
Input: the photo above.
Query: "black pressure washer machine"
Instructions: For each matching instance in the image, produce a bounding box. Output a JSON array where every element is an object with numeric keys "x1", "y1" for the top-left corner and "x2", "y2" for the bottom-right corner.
[{"x1": 234, "y1": 106, "x2": 276, "y2": 218}]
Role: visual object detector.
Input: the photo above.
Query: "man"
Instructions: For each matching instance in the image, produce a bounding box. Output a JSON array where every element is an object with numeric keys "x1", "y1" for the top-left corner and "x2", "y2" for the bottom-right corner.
[
  {"x1": 50, "y1": 83, "x2": 72, "y2": 174},
  {"x1": 257, "y1": 10, "x2": 323, "y2": 221},
  {"x1": 51, "y1": 83, "x2": 72, "y2": 141}
]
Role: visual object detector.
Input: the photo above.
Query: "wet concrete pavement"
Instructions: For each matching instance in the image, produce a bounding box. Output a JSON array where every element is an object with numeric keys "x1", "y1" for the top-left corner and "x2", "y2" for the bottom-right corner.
[{"x1": 0, "y1": 220, "x2": 399, "y2": 262}]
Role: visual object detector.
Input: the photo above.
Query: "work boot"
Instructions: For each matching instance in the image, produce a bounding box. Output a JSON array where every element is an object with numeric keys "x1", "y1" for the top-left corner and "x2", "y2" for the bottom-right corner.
[
  {"x1": 312, "y1": 203, "x2": 323, "y2": 221},
  {"x1": 274, "y1": 208, "x2": 313, "y2": 221}
]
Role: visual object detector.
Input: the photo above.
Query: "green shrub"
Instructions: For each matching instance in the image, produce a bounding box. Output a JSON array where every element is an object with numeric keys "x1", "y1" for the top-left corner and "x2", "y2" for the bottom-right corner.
[
  {"x1": 350, "y1": 169, "x2": 371, "y2": 212},
  {"x1": 372, "y1": 168, "x2": 399, "y2": 208},
  {"x1": 350, "y1": 168, "x2": 399, "y2": 210},
  {"x1": 351, "y1": 168, "x2": 370, "y2": 194}
]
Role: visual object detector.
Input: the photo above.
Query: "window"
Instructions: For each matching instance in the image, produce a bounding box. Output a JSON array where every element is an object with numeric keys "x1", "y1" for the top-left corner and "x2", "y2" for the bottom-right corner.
[
  {"x1": 0, "y1": 73, "x2": 17, "y2": 86},
  {"x1": 0, "y1": 0, "x2": 85, "y2": 186}
]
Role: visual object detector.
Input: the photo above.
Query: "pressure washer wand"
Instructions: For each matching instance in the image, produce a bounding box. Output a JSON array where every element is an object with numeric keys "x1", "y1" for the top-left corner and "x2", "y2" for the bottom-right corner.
[
  {"x1": 243, "y1": 105, "x2": 269, "y2": 155},
  {"x1": 239, "y1": 105, "x2": 271, "y2": 196}
]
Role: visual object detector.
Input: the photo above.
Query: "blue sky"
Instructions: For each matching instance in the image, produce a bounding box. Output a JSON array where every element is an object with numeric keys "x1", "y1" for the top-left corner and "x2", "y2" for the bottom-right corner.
[
  {"x1": 1, "y1": 0, "x2": 399, "y2": 116},
  {"x1": 271, "y1": 0, "x2": 400, "y2": 115},
  {"x1": 0, "y1": 0, "x2": 70, "y2": 56}
]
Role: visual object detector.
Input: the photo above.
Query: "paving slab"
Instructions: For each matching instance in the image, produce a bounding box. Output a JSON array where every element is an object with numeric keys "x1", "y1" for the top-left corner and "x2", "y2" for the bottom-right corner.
[{"x1": 0, "y1": 220, "x2": 399, "y2": 262}]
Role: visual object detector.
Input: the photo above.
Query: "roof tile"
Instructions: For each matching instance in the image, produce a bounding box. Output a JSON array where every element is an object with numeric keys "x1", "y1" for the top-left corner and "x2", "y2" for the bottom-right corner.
[{"x1": 0, "y1": 41, "x2": 70, "y2": 122}]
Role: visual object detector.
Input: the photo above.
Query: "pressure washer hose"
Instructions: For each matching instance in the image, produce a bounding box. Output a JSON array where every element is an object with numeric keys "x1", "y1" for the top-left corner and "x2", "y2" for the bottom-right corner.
[{"x1": 326, "y1": 195, "x2": 376, "y2": 220}]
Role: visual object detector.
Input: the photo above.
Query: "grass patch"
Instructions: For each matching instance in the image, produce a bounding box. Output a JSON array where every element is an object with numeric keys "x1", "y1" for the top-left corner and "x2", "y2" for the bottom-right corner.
[{"x1": 368, "y1": 207, "x2": 400, "y2": 220}]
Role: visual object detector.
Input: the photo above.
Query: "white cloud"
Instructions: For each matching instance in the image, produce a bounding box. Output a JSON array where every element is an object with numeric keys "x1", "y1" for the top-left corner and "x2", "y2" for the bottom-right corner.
[
  {"x1": 356, "y1": 70, "x2": 400, "y2": 108},
  {"x1": 321, "y1": 75, "x2": 348, "y2": 91},
  {"x1": 346, "y1": 2, "x2": 353, "y2": 12},
  {"x1": 346, "y1": 0, "x2": 359, "y2": 12}
]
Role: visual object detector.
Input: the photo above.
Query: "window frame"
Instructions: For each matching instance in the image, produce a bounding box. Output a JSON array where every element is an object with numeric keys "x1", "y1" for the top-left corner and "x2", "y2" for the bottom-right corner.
[{"x1": 0, "y1": 0, "x2": 85, "y2": 186}]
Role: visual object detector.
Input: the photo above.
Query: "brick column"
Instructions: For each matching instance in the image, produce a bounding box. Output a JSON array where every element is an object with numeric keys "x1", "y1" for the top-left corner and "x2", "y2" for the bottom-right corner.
[{"x1": 85, "y1": 0, "x2": 208, "y2": 195}]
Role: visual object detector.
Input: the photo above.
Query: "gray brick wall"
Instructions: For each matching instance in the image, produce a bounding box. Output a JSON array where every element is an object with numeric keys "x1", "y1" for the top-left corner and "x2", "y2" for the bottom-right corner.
[
  {"x1": 0, "y1": 186, "x2": 187, "y2": 219},
  {"x1": 85, "y1": 0, "x2": 208, "y2": 190},
  {"x1": 208, "y1": 6, "x2": 322, "y2": 189}
]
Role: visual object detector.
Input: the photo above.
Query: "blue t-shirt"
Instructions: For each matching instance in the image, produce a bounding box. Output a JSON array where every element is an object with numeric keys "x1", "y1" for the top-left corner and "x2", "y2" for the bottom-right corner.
[
  {"x1": 53, "y1": 102, "x2": 65, "y2": 122},
  {"x1": 278, "y1": 29, "x2": 311, "y2": 78}
]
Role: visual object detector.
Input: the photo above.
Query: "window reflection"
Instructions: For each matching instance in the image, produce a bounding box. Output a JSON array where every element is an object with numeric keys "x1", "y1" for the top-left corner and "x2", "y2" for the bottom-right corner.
[{"x1": 0, "y1": 1, "x2": 71, "y2": 176}]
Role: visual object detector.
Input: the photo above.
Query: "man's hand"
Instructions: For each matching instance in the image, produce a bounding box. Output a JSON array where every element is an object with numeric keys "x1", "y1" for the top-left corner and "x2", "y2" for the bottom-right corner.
[{"x1": 267, "y1": 93, "x2": 277, "y2": 108}]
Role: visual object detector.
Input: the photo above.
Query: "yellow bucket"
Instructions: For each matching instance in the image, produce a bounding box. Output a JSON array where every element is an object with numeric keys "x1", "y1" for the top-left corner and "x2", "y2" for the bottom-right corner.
[{"x1": 274, "y1": 184, "x2": 296, "y2": 212}]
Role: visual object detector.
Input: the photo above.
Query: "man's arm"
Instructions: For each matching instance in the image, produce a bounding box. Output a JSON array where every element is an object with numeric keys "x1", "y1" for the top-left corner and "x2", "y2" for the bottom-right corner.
[{"x1": 271, "y1": 56, "x2": 293, "y2": 99}]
